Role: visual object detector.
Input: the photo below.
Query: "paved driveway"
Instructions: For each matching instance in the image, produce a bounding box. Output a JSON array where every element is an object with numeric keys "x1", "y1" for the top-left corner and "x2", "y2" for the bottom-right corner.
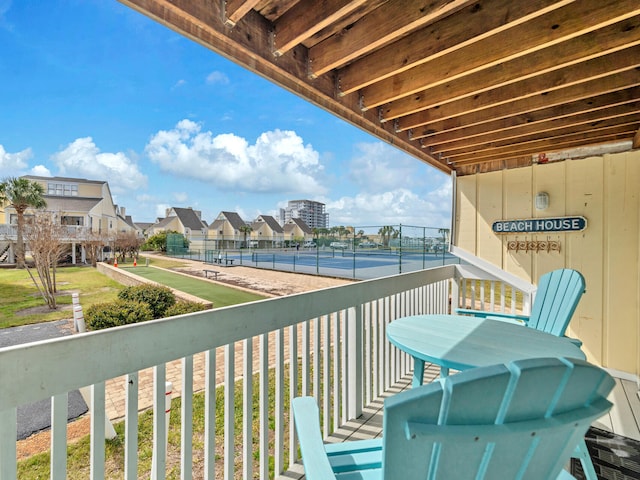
[{"x1": 1, "y1": 320, "x2": 88, "y2": 440}]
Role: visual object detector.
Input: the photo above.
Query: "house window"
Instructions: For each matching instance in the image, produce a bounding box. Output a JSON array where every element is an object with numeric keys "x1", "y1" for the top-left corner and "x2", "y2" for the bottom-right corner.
[{"x1": 47, "y1": 182, "x2": 78, "y2": 196}]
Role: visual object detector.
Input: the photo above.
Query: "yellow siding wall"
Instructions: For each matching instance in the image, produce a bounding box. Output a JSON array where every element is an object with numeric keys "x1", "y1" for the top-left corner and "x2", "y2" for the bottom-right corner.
[{"x1": 454, "y1": 151, "x2": 640, "y2": 374}]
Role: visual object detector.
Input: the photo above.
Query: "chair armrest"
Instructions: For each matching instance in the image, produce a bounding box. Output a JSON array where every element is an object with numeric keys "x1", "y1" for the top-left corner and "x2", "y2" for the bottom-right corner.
[
  {"x1": 565, "y1": 336, "x2": 583, "y2": 348},
  {"x1": 292, "y1": 397, "x2": 337, "y2": 480},
  {"x1": 456, "y1": 308, "x2": 530, "y2": 323}
]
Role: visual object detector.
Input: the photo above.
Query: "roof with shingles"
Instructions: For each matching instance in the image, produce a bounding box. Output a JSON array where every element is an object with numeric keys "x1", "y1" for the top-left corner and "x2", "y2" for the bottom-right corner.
[
  {"x1": 253, "y1": 215, "x2": 284, "y2": 233},
  {"x1": 24, "y1": 175, "x2": 106, "y2": 185},
  {"x1": 220, "y1": 211, "x2": 247, "y2": 230},
  {"x1": 42, "y1": 196, "x2": 102, "y2": 212},
  {"x1": 172, "y1": 207, "x2": 206, "y2": 230},
  {"x1": 208, "y1": 219, "x2": 225, "y2": 231},
  {"x1": 288, "y1": 217, "x2": 312, "y2": 234}
]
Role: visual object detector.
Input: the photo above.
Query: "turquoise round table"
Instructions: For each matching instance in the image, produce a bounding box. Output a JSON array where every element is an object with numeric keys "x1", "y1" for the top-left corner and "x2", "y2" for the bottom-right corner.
[{"x1": 386, "y1": 314, "x2": 586, "y2": 386}]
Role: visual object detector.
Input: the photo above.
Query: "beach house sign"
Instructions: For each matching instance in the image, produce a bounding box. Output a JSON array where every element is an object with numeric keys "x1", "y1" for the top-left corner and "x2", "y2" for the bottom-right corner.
[{"x1": 492, "y1": 216, "x2": 587, "y2": 234}]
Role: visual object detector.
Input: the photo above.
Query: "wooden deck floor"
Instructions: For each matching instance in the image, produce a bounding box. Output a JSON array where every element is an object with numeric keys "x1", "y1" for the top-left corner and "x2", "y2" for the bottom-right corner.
[{"x1": 279, "y1": 364, "x2": 640, "y2": 480}]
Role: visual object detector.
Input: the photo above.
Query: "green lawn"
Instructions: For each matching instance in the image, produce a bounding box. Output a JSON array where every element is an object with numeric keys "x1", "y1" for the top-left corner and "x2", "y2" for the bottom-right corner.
[
  {"x1": 120, "y1": 266, "x2": 266, "y2": 307},
  {"x1": 0, "y1": 267, "x2": 123, "y2": 329}
]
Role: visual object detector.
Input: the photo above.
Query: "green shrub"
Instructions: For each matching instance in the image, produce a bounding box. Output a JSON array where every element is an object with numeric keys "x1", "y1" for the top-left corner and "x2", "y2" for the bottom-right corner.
[
  {"x1": 117, "y1": 284, "x2": 176, "y2": 319},
  {"x1": 165, "y1": 301, "x2": 209, "y2": 317},
  {"x1": 85, "y1": 300, "x2": 153, "y2": 330}
]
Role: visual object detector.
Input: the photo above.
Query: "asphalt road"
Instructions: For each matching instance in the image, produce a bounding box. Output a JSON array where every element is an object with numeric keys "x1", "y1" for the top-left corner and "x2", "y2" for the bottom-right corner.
[{"x1": 1, "y1": 320, "x2": 88, "y2": 440}]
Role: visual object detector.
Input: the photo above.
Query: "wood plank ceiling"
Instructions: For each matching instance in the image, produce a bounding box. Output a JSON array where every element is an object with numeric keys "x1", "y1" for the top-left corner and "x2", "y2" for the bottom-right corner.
[{"x1": 120, "y1": 0, "x2": 640, "y2": 176}]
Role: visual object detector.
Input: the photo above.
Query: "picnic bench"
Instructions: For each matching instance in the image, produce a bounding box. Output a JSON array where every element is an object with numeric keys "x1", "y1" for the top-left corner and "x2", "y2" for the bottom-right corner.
[
  {"x1": 203, "y1": 269, "x2": 220, "y2": 280},
  {"x1": 213, "y1": 258, "x2": 234, "y2": 266}
]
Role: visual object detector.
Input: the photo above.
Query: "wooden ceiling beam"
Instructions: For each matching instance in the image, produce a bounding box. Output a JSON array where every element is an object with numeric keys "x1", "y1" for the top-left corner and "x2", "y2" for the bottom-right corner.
[
  {"x1": 436, "y1": 112, "x2": 640, "y2": 157},
  {"x1": 272, "y1": 0, "x2": 369, "y2": 56},
  {"x1": 118, "y1": 0, "x2": 448, "y2": 173},
  {"x1": 336, "y1": 0, "x2": 569, "y2": 96},
  {"x1": 446, "y1": 125, "x2": 637, "y2": 164},
  {"x1": 361, "y1": 12, "x2": 640, "y2": 110},
  {"x1": 223, "y1": 0, "x2": 262, "y2": 27},
  {"x1": 307, "y1": 0, "x2": 471, "y2": 78},
  {"x1": 389, "y1": 46, "x2": 640, "y2": 128},
  {"x1": 418, "y1": 86, "x2": 640, "y2": 143}
]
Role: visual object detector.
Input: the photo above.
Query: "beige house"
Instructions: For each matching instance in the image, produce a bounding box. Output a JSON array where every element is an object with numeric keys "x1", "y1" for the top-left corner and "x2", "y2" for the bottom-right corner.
[
  {"x1": 147, "y1": 207, "x2": 207, "y2": 250},
  {"x1": 250, "y1": 215, "x2": 284, "y2": 248},
  {"x1": 1, "y1": 175, "x2": 135, "y2": 264},
  {"x1": 207, "y1": 211, "x2": 248, "y2": 249},
  {"x1": 283, "y1": 217, "x2": 313, "y2": 246}
]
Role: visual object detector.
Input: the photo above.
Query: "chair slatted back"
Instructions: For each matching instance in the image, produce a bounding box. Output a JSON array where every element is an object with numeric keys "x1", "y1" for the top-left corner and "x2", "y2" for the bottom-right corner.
[
  {"x1": 529, "y1": 269, "x2": 586, "y2": 336},
  {"x1": 381, "y1": 357, "x2": 613, "y2": 480}
]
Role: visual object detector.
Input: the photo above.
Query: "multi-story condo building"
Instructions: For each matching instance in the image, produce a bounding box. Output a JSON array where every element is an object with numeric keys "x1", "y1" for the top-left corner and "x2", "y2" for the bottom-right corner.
[
  {"x1": 278, "y1": 199, "x2": 328, "y2": 229},
  {"x1": 0, "y1": 175, "x2": 137, "y2": 264}
]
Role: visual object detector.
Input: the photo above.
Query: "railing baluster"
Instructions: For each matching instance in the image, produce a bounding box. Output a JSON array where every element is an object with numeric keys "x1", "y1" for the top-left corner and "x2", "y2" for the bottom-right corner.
[
  {"x1": 224, "y1": 343, "x2": 235, "y2": 480},
  {"x1": 51, "y1": 393, "x2": 68, "y2": 480},
  {"x1": 242, "y1": 338, "x2": 253, "y2": 480},
  {"x1": 204, "y1": 349, "x2": 216, "y2": 480},
  {"x1": 341, "y1": 310, "x2": 348, "y2": 425},
  {"x1": 364, "y1": 303, "x2": 372, "y2": 405},
  {"x1": 181, "y1": 356, "x2": 193, "y2": 480},
  {"x1": 274, "y1": 329, "x2": 285, "y2": 475},
  {"x1": 150, "y1": 366, "x2": 166, "y2": 480},
  {"x1": 0, "y1": 407, "x2": 17, "y2": 480},
  {"x1": 490, "y1": 281, "x2": 496, "y2": 312},
  {"x1": 125, "y1": 372, "x2": 139, "y2": 480},
  {"x1": 90, "y1": 382, "x2": 106, "y2": 480},
  {"x1": 322, "y1": 315, "x2": 330, "y2": 439},
  {"x1": 302, "y1": 320, "x2": 310, "y2": 397},
  {"x1": 348, "y1": 306, "x2": 363, "y2": 420},
  {"x1": 332, "y1": 313, "x2": 340, "y2": 433},
  {"x1": 259, "y1": 333, "x2": 269, "y2": 480},
  {"x1": 313, "y1": 317, "x2": 320, "y2": 403},
  {"x1": 289, "y1": 325, "x2": 299, "y2": 467}
]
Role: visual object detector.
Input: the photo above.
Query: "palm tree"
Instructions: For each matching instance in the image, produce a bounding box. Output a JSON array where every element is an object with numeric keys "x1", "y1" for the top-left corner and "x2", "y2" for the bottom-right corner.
[
  {"x1": 239, "y1": 224, "x2": 253, "y2": 248},
  {"x1": 0, "y1": 177, "x2": 47, "y2": 268},
  {"x1": 378, "y1": 225, "x2": 396, "y2": 247}
]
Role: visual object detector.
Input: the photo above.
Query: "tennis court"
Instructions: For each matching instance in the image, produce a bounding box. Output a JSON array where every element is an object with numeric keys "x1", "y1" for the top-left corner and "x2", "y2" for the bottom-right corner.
[{"x1": 170, "y1": 247, "x2": 460, "y2": 280}]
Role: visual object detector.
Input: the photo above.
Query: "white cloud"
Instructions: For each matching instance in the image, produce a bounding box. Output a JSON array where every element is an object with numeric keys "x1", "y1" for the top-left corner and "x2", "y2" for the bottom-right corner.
[
  {"x1": 51, "y1": 137, "x2": 148, "y2": 194},
  {"x1": 30, "y1": 165, "x2": 52, "y2": 177},
  {"x1": 173, "y1": 192, "x2": 188, "y2": 203},
  {"x1": 155, "y1": 203, "x2": 171, "y2": 218},
  {"x1": 348, "y1": 142, "x2": 433, "y2": 192},
  {"x1": 145, "y1": 120, "x2": 326, "y2": 195},
  {"x1": 172, "y1": 79, "x2": 186, "y2": 89},
  {"x1": 206, "y1": 71, "x2": 229, "y2": 85},
  {"x1": 0, "y1": 144, "x2": 31, "y2": 175},
  {"x1": 327, "y1": 184, "x2": 452, "y2": 228}
]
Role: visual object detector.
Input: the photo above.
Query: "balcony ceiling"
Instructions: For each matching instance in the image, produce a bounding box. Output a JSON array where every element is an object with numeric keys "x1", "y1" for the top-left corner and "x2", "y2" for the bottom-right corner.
[{"x1": 121, "y1": 0, "x2": 640, "y2": 175}]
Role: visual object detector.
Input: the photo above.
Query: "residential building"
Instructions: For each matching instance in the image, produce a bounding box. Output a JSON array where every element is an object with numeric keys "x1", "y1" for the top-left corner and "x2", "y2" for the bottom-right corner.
[
  {"x1": 250, "y1": 215, "x2": 284, "y2": 248},
  {"x1": 283, "y1": 217, "x2": 313, "y2": 246},
  {"x1": 278, "y1": 199, "x2": 328, "y2": 229},
  {"x1": 1, "y1": 175, "x2": 135, "y2": 264},
  {"x1": 207, "y1": 211, "x2": 248, "y2": 249},
  {"x1": 147, "y1": 207, "x2": 207, "y2": 248}
]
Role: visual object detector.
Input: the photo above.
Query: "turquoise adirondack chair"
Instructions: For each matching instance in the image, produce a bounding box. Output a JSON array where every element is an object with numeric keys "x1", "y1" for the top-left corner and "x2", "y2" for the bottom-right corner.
[
  {"x1": 293, "y1": 357, "x2": 614, "y2": 480},
  {"x1": 456, "y1": 269, "x2": 586, "y2": 343}
]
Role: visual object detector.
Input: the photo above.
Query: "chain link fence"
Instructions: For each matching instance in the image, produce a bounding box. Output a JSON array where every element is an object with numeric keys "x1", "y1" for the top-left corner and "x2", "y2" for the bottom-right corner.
[{"x1": 166, "y1": 225, "x2": 459, "y2": 280}]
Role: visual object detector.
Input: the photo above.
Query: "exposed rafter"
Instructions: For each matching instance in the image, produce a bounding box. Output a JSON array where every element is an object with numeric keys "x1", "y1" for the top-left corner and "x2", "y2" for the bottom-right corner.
[{"x1": 119, "y1": 0, "x2": 640, "y2": 176}]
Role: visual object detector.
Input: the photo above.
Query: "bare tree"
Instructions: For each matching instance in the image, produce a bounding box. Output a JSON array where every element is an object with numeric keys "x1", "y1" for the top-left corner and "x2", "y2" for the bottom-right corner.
[
  {"x1": 24, "y1": 213, "x2": 68, "y2": 309},
  {"x1": 82, "y1": 230, "x2": 109, "y2": 267},
  {"x1": 113, "y1": 231, "x2": 144, "y2": 263}
]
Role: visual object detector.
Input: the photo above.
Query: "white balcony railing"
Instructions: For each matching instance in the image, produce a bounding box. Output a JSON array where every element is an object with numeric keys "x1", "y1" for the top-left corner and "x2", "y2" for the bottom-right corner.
[
  {"x1": 0, "y1": 263, "x2": 534, "y2": 479},
  {"x1": 0, "y1": 224, "x2": 91, "y2": 241}
]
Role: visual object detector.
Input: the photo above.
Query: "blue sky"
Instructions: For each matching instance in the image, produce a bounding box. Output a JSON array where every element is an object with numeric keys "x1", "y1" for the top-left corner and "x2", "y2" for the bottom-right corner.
[{"x1": 0, "y1": 0, "x2": 451, "y2": 228}]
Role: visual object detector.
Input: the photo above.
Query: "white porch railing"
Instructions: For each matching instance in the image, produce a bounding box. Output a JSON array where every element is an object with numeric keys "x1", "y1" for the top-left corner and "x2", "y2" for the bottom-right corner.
[
  {"x1": 0, "y1": 264, "x2": 533, "y2": 479},
  {"x1": 0, "y1": 224, "x2": 91, "y2": 241}
]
